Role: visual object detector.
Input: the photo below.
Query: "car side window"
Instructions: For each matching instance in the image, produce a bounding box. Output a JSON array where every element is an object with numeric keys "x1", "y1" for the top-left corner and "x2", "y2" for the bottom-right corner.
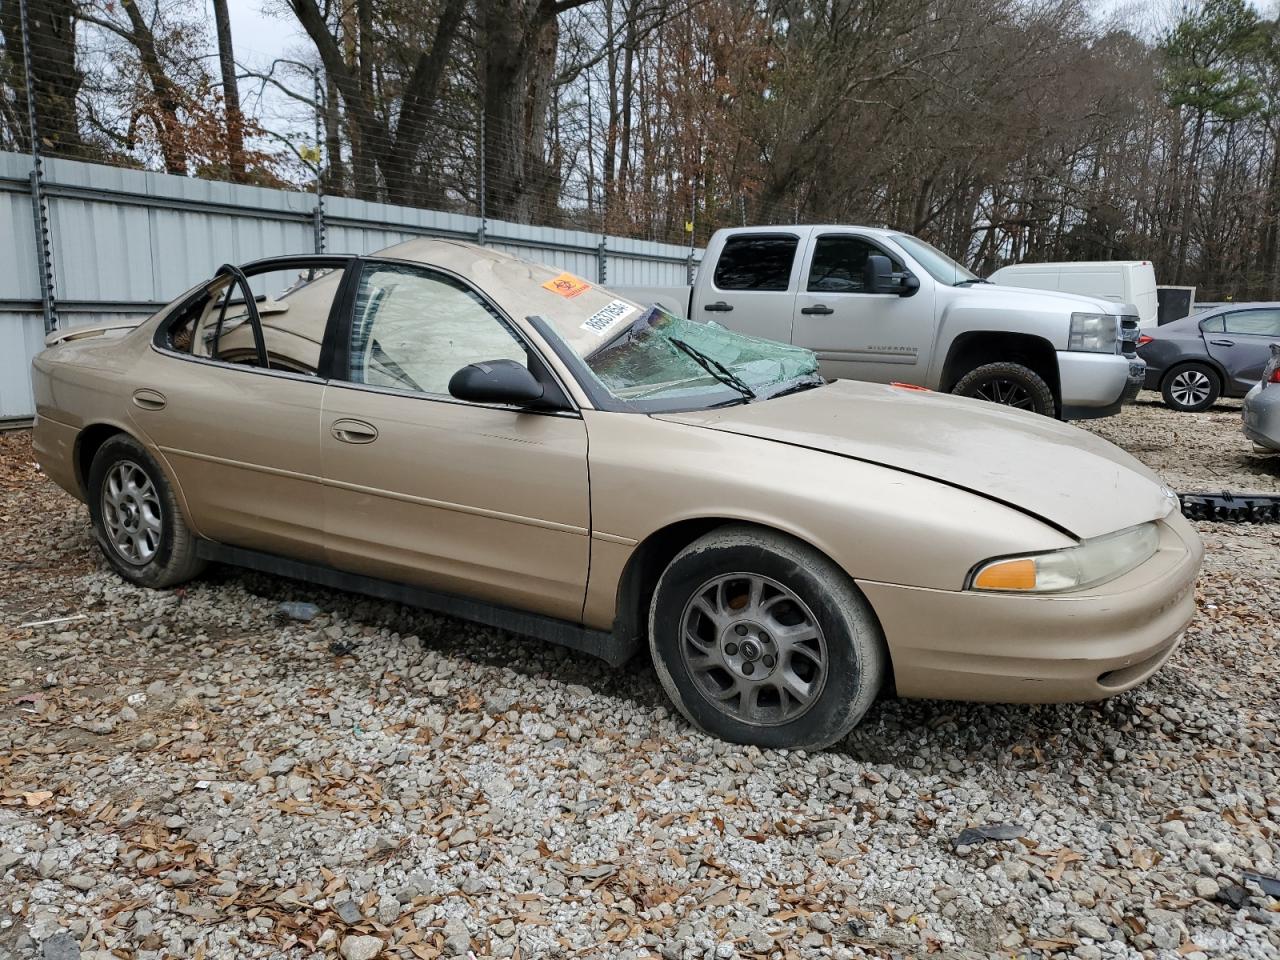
[
  {"x1": 175, "y1": 267, "x2": 341, "y2": 376},
  {"x1": 346, "y1": 262, "x2": 527, "y2": 397},
  {"x1": 1222, "y1": 309, "x2": 1280, "y2": 337},
  {"x1": 807, "y1": 235, "x2": 904, "y2": 293},
  {"x1": 713, "y1": 235, "x2": 798, "y2": 291},
  {"x1": 1199, "y1": 315, "x2": 1225, "y2": 333}
]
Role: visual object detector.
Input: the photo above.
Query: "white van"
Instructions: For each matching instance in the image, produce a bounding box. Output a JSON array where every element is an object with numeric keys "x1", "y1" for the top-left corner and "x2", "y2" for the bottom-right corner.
[{"x1": 988, "y1": 261, "x2": 1158, "y2": 328}]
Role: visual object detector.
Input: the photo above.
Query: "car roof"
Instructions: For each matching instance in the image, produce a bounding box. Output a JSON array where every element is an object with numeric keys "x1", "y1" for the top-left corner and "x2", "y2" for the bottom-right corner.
[{"x1": 1198, "y1": 302, "x2": 1280, "y2": 314}]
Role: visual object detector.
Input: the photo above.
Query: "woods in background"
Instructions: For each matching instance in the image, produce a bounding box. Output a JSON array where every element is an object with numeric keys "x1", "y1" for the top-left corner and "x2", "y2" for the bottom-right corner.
[{"x1": 3, "y1": 0, "x2": 1279, "y2": 299}]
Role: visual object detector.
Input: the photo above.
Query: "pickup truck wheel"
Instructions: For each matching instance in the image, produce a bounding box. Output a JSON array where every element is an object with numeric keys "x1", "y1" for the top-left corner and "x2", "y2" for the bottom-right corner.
[
  {"x1": 648, "y1": 525, "x2": 886, "y2": 749},
  {"x1": 952, "y1": 361, "x2": 1056, "y2": 416},
  {"x1": 87, "y1": 434, "x2": 206, "y2": 589},
  {"x1": 1160, "y1": 362, "x2": 1220, "y2": 412}
]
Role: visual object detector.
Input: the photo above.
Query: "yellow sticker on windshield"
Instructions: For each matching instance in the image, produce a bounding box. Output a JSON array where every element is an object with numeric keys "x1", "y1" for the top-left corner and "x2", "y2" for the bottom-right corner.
[{"x1": 542, "y1": 273, "x2": 591, "y2": 298}]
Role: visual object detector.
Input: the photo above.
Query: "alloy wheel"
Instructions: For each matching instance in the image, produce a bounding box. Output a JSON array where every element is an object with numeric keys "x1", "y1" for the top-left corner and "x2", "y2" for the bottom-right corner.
[
  {"x1": 101, "y1": 460, "x2": 163, "y2": 565},
  {"x1": 678, "y1": 573, "x2": 828, "y2": 727},
  {"x1": 973, "y1": 377, "x2": 1035, "y2": 409},
  {"x1": 1169, "y1": 369, "x2": 1212, "y2": 408}
]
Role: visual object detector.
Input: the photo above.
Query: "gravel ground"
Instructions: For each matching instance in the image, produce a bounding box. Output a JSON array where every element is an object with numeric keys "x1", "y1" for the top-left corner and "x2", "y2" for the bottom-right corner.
[{"x1": 1, "y1": 399, "x2": 1278, "y2": 960}]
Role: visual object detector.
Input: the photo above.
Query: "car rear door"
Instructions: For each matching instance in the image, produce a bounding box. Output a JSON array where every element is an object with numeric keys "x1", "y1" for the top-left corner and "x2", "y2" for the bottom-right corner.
[
  {"x1": 695, "y1": 232, "x2": 805, "y2": 340},
  {"x1": 318, "y1": 259, "x2": 590, "y2": 622},
  {"x1": 132, "y1": 259, "x2": 350, "y2": 562},
  {"x1": 791, "y1": 231, "x2": 935, "y2": 384},
  {"x1": 1205, "y1": 308, "x2": 1280, "y2": 395}
]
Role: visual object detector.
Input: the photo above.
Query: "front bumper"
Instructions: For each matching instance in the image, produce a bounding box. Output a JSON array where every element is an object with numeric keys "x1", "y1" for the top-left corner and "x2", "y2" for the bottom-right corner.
[
  {"x1": 858, "y1": 512, "x2": 1202, "y2": 704},
  {"x1": 1057, "y1": 351, "x2": 1142, "y2": 420}
]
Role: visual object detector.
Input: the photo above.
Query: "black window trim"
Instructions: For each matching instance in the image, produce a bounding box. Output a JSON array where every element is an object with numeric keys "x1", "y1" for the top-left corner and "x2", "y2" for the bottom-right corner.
[
  {"x1": 151, "y1": 252, "x2": 580, "y2": 417},
  {"x1": 711, "y1": 232, "x2": 802, "y2": 294},
  {"x1": 151, "y1": 254, "x2": 359, "y2": 385},
  {"x1": 806, "y1": 231, "x2": 904, "y2": 295}
]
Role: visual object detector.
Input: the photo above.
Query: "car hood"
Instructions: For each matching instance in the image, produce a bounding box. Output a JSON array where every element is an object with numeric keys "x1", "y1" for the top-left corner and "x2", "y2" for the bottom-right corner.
[
  {"x1": 976, "y1": 283, "x2": 1130, "y2": 316},
  {"x1": 653, "y1": 381, "x2": 1177, "y2": 539}
]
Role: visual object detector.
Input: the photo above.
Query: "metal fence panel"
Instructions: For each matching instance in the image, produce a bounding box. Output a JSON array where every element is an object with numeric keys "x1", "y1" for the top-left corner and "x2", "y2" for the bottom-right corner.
[{"x1": 0, "y1": 151, "x2": 703, "y2": 420}]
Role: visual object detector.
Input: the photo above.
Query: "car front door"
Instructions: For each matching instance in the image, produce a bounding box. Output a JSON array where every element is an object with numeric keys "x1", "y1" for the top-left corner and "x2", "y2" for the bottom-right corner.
[
  {"x1": 791, "y1": 232, "x2": 935, "y2": 384},
  {"x1": 320, "y1": 260, "x2": 590, "y2": 622},
  {"x1": 1204, "y1": 308, "x2": 1280, "y2": 395}
]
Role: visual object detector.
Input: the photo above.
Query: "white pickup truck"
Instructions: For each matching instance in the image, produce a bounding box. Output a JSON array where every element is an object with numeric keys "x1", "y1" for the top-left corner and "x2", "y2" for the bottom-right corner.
[{"x1": 618, "y1": 225, "x2": 1144, "y2": 419}]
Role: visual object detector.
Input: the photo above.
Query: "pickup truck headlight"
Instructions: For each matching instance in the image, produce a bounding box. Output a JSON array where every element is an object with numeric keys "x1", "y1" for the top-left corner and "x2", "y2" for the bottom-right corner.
[
  {"x1": 968, "y1": 522, "x2": 1160, "y2": 593},
  {"x1": 1069, "y1": 313, "x2": 1120, "y2": 353}
]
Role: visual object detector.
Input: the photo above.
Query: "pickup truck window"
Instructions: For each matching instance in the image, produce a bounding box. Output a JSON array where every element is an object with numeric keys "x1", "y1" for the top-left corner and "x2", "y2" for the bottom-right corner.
[
  {"x1": 808, "y1": 235, "x2": 903, "y2": 293},
  {"x1": 714, "y1": 235, "x2": 798, "y2": 291},
  {"x1": 892, "y1": 233, "x2": 978, "y2": 285}
]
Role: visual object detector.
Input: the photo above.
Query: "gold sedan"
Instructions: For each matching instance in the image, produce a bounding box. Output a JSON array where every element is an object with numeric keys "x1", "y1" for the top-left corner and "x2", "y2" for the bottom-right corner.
[{"x1": 30, "y1": 240, "x2": 1202, "y2": 748}]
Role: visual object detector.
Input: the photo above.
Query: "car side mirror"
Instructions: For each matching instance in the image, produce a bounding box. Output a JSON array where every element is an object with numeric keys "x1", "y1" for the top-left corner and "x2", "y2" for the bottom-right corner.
[
  {"x1": 863, "y1": 254, "x2": 919, "y2": 297},
  {"x1": 448, "y1": 359, "x2": 544, "y2": 406}
]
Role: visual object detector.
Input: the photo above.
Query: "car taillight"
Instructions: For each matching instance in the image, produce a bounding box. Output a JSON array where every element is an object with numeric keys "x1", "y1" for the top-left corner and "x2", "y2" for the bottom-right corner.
[
  {"x1": 1137, "y1": 334, "x2": 1153, "y2": 346},
  {"x1": 1271, "y1": 367, "x2": 1280, "y2": 384}
]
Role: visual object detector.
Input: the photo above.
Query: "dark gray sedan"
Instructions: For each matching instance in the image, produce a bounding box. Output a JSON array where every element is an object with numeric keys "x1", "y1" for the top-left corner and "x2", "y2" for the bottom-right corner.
[{"x1": 1139, "y1": 304, "x2": 1280, "y2": 411}]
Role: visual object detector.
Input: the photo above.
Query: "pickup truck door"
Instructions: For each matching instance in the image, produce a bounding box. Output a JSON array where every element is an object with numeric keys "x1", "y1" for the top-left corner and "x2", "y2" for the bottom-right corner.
[
  {"x1": 1204, "y1": 308, "x2": 1280, "y2": 395},
  {"x1": 791, "y1": 232, "x2": 935, "y2": 385},
  {"x1": 693, "y1": 231, "x2": 807, "y2": 341}
]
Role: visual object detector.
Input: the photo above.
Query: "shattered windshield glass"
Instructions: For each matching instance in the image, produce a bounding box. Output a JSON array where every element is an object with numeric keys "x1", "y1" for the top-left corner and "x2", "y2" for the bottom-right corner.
[{"x1": 573, "y1": 306, "x2": 822, "y2": 409}]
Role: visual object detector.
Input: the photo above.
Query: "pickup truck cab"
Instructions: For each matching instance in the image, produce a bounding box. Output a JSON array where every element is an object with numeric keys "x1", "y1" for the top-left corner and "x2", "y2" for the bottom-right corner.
[{"x1": 619, "y1": 226, "x2": 1143, "y2": 419}]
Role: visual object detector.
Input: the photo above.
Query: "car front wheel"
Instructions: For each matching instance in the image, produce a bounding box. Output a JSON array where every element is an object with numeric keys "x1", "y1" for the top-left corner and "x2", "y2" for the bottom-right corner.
[
  {"x1": 87, "y1": 434, "x2": 205, "y2": 588},
  {"x1": 952, "y1": 361, "x2": 1056, "y2": 416},
  {"x1": 1161, "y1": 362, "x2": 1220, "y2": 412},
  {"x1": 648, "y1": 525, "x2": 886, "y2": 749}
]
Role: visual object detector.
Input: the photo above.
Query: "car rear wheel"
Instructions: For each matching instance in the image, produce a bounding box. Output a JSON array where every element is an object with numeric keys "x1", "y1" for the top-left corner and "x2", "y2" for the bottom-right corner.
[
  {"x1": 1161, "y1": 363, "x2": 1220, "y2": 412},
  {"x1": 952, "y1": 361, "x2": 1056, "y2": 416},
  {"x1": 648, "y1": 525, "x2": 886, "y2": 749},
  {"x1": 87, "y1": 434, "x2": 205, "y2": 588}
]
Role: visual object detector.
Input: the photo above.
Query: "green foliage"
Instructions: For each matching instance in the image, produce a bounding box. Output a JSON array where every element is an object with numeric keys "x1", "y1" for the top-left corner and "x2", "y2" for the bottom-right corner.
[{"x1": 1160, "y1": 0, "x2": 1267, "y2": 121}]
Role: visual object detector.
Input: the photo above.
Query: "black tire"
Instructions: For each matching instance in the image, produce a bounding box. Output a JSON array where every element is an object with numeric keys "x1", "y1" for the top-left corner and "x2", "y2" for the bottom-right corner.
[
  {"x1": 87, "y1": 434, "x2": 205, "y2": 588},
  {"x1": 952, "y1": 361, "x2": 1056, "y2": 416},
  {"x1": 1160, "y1": 362, "x2": 1221, "y2": 412},
  {"x1": 648, "y1": 525, "x2": 886, "y2": 749}
]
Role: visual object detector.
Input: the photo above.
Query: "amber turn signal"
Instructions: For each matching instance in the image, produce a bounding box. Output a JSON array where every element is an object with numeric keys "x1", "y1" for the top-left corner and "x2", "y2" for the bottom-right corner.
[{"x1": 971, "y1": 558, "x2": 1037, "y2": 591}]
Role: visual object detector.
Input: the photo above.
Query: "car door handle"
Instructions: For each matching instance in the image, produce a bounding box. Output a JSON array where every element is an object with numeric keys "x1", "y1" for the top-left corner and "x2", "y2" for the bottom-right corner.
[
  {"x1": 800, "y1": 304, "x2": 834, "y2": 315},
  {"x1": 1209, "y1": 339, "x2": 1235, "y2": 346},
  {"x1": 131, "y1": 388, "x2": 166, "y2": 411},
  {"x1": 331, "y1": 419, "x2": 379, "y2": 444},
  {"x1": 703, "y1": 301, "x2": 734, "y2": 313}
]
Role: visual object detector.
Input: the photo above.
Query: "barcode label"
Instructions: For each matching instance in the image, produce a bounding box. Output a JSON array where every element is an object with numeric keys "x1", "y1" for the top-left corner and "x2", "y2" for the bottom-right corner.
[{"x1": 581, "y1": 300, "x2": 635, "y2": 337}]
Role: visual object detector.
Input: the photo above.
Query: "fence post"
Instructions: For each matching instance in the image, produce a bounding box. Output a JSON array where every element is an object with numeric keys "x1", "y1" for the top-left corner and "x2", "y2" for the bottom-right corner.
[
  {"x1": 20, "y1": 0, "x2": 57, "y2": 333},
  {"x1": 597, "y1": 235, "x2": 607, "y2": 285},
  {"x1": 312, "y1": 72, "x2": 326, "y2": 254},
  {"x1": 476, "y1": 113, "x2": 487, "y2": 246}
]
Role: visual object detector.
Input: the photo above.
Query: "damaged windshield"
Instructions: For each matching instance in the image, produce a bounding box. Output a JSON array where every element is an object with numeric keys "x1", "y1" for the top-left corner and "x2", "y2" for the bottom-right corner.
[{"x1": 550, "y1": 305, "x2": 822, "y2": 412}]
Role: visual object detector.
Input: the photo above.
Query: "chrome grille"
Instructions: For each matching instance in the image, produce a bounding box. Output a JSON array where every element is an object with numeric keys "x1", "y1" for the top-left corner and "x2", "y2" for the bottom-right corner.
[{"x1": 1119, "y1": 316, "x2": 1140, "y2": 357}]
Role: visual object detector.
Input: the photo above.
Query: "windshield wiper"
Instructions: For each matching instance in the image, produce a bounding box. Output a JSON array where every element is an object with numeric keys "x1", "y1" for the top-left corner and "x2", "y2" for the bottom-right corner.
[
  {"x1": 953, "y1": 277, "x2": 990, "y2": 286},
  {"x1": 762, "y1": 376, "x2": 825, "y2": 400},
  {"x1": 669, "y1": 337, "x2": 757, "y2": 402}
]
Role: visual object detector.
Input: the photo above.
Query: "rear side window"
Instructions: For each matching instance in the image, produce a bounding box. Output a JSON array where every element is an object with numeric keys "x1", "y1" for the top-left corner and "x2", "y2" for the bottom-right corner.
[
  {"x1": 1199, "y1": 315, "x2": 1225, "y2": 333},
  {"x1": 1222, "y1": 309, "x2": 1280, "y2": 337},
  {"x1": 163, "y1": 267, "x2": 342, "y2": 376},
  {"x1": 713, "y1": 235, "x2": 798, "y2": 291}
]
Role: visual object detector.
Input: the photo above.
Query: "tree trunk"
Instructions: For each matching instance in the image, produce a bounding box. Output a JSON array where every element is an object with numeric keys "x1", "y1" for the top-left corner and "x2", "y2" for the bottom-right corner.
[
  {"x1": 211, "y1": 0, "x2": 246, "y2": 180},
  {"x1": 1, "y1": 0, "x2": 87, "y2": 158}
]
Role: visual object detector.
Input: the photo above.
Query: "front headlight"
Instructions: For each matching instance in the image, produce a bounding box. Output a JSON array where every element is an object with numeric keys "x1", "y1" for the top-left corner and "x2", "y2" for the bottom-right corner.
[
  {"x1": 1069, "y1": 313, "x2": 1120, "y2": 354},
  {"x1": 968, "y1": 522, "x2": 1160, "y2": 593}
]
